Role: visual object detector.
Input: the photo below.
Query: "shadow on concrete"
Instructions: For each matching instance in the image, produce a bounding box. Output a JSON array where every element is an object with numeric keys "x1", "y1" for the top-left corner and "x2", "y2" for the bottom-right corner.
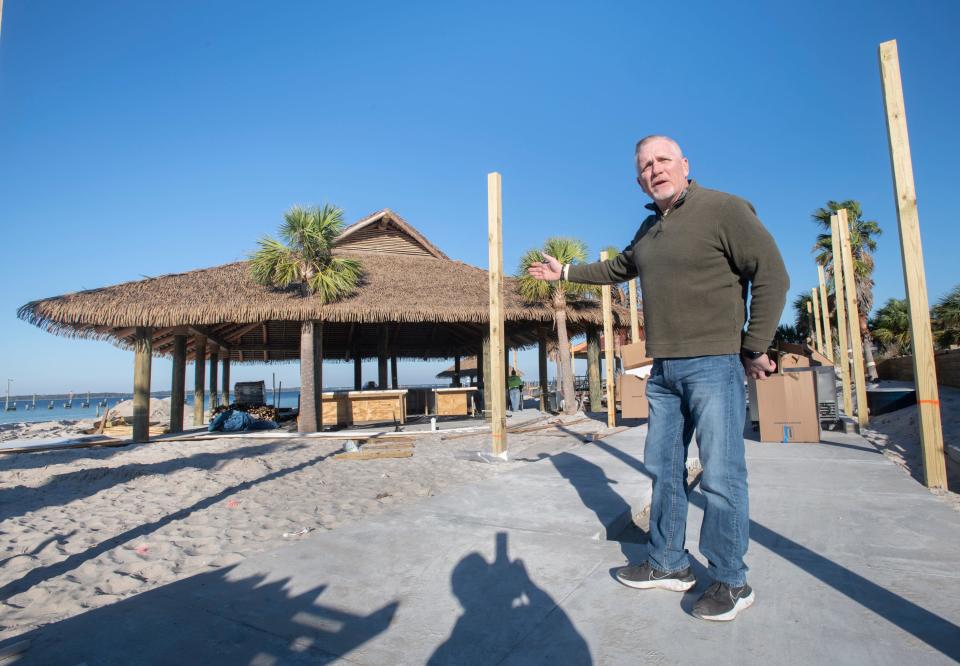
[
  {"x1": 0, "y1": 442, "x2": 311, "y2": 521},
  {"x1": 0, "y1": 450, "x2": 330, "y2": 602},
  {"x1": 428, "y1": 532, "x2": 591, "y2": 665},
  {"x1": 548, "y1": 451, "x2": 634, "y2": 557},
  {"x1": 0, "y1": 566, "x2": 398, "y2": 665},
  {"x1": 593, "y1": 439, "x2": 960, "y2": 659}
]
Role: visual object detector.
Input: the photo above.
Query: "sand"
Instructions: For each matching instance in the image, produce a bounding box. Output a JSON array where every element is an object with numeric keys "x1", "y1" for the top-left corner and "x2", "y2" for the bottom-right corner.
[
  {"x1": 0, "y1": 411, "x2": 605, "y2": 642},
  {"x1": 861, "y1": 384, "x2": 960, "y2": 511}
]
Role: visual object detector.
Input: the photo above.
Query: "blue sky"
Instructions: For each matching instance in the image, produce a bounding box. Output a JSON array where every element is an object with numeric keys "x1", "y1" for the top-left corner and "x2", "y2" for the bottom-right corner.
[{"x1": 1, "y1": 0, "x2": 958, "y2": 394}]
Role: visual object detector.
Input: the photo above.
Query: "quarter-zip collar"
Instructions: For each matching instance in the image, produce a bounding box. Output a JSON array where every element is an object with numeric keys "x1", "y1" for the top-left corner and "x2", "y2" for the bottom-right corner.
[{"x1": 645, "y1": 179, "x2": 697, "y2": 217}]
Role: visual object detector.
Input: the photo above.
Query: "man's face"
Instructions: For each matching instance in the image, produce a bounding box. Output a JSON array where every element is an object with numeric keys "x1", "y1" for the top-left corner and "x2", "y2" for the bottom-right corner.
[{"x1": 635, "y1": 138, "x2": 690, "y2": 208}]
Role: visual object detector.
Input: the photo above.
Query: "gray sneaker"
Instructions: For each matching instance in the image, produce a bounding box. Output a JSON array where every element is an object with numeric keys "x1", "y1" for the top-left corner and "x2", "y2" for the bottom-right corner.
[
  {"x1": 615, "y1": 562, "x2": 696, "y2": 592},
  {"x1": 692, "y1": 581, "x2": 755, "y2": 621}
]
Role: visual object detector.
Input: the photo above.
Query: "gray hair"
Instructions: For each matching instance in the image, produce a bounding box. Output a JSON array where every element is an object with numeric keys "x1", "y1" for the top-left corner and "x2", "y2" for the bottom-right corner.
[{"x1": 634, "y1": 135, "x2": 684, "y2": 159}]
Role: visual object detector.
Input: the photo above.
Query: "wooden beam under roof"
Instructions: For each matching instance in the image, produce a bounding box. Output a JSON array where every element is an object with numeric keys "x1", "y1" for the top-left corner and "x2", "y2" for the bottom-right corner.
[{"x1": 189, "y1": 326, "x2": 231, "y2": 352}]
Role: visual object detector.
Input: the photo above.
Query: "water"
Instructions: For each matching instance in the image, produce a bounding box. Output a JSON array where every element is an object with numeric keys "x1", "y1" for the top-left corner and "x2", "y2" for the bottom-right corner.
[{"x1": 0, "y1": 389, "x2": 306, "y2": 426}]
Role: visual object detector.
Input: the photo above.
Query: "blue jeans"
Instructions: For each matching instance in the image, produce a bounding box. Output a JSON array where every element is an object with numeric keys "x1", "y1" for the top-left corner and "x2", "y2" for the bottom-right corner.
[
  {"x1": 509, "y1": 387, "x2": 521, "y2": 411},
  {"x1": 644, "y1": 355, "x2": 749, "y2": 586}
]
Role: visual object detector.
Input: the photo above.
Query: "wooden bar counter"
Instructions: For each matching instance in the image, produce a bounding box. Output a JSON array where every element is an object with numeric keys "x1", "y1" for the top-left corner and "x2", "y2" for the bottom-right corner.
[
  {"x1": 321, "y1": 389, "x2": 408, "y2": 426},
  {"x1": 432, "y1": 387, "x2": 477, "y2": 417}
]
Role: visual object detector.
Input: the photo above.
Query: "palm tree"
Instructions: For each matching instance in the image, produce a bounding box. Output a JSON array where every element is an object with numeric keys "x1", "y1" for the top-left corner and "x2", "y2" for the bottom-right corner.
[
  {"x1": 932, "y1": 284, "x2": 960, "y2": 350},
  {"x1": 792, "y1": 293, "x2": 813, "y2": 345},
  {"x1": 774, "y1": 324, "x2": 804, "y2": 346},
  {"x1": 812, "y1": 200, "x2": 882, "y2": 380},
  {"x1": 516, "y1": 237, "x2": 599, "y2": 415},
  {"x1": 249, "y1": 205, "x2": 362, "y2": 432},
  {"x1": 869, "y1": 297, "x2": 912, "y2": 357}
]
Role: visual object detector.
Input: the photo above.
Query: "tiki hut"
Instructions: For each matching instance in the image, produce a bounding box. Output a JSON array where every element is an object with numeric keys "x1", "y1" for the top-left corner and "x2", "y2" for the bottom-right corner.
[{"x1": 19, "y1": 209, "x2": 629, "y2": 439}]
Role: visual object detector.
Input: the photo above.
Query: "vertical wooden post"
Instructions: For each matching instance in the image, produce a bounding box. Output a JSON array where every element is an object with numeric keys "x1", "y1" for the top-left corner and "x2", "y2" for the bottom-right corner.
[
  {"x1": 600, "y1": 251, "x2": 616, "y2": 427},
  {"x1": 805, "y1": 300, "x2": 814, "y2": 346},
  {"x1": 628, "y1": 278, "x2": 640, "y2": 343},
  {"x1": 830, "y1": 215, "x2": 854, "y2": 418},
  {"x1": 193, "y1": 334, "x2": 207, "y2": 426},
  {"x1": 810, "y1": 288, "x2": 824, "y2": 354},
  {"x1": 538, "y1": 327, "x2": 549, "y2": 412},
  {"x1": 170, "y1": 334, "x2": 186, "y2": 433},
  {"x1": 377, "y1": 325, "x2": 388, "y2": 389},
  {"x1": 818, "y1": 264, "x2": 834, "y2": 362},
  {"x1": 390, "y1": 355, "x2": 398, "y2": 389},
  {"x1": 353, "y1": 339, "x2": 362, "y2": 390},
  {"x1": 453, "y1": 355, "x2": 461, "y2": 387},
  {"x1": 132, "y1": 327, "x2": 153, "y2": 444},
  {"x1": 837, "y1": 209, "x2": 870, "y2": 427},
  {"x1": 586, "y1": 326, "x2": 602, "y2": 412},
  {"x1": 221, "y1": 357, "x2": 230, "y2": 407},
  {"x1": 487, "y1": 172, "x2": 507, "y2": 455},
  {"x1": 879, "y1": 39, "x2": 947, "y2": 489},
  {"x1": 479, "y1": 336, "x2": 489, "y2": 413},
  {"x1": 208, "y1": 348, "x2": 219, "y2": 411}
]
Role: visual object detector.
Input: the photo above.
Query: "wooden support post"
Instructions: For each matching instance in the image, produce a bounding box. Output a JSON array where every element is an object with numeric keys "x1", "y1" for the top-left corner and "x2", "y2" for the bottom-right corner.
[
  {"x1": 193, "y1": 334, "x2": 207, "y2": 426},
  {"x1": 132, "y1": 327, "x2": 153, "y2": 444},
  {"x1": 538, "y1": 327, "x2": 549, "y2": 412},
  {"x1": 353, "y1": 336, "x2": 362, "y2": 390},
  {"x1": 830, "y1": 215, "x2": 854, "y2": 418},
  {"x1": 170, "y1": 334, "x2": 186, "y2": 433},
  {"x1": 298, "y1": 321, "x2": 323, "y2": 433},
  {"x1": 837, "y1": 208, "x2": 869, "y2": 428},
  {"x1": 487, "y1": 172, "x2": 507, "y2": 455},
  {"x1": 600, "y1": 251, "x2": 616, "y2": 428},
  {"x1": 810, "y1": 288, "x2": 824, "y2": 354},
  {"x1": 628, "y1": 278, "x2": 640, "y2": 343},
  {"x1": 818, "y1": 264, "x2": 834, "y2": 362},
  {"x1": 805, "y1": 300, "x2": 814, "y2": 346},
  {"x1": 377, "y1": 325, "x2": 388, "y2": 389},
  {"x1": 479, "y1": 336, "x2": 489, "y2": 413},
  {"x1": 209, "y1": 348, "x2": 219, "y2": 411},
  {"x1": 390, "y1": 355, "x2": 398, "y2": 389},
  {"x1": 586, "y1": 326, "x2": 602, "y2": 412},
  {"x1": 221, "y1": 357, "x2": 230, "y2": 407},
  {"x1": 879, "y1": 39, "x2": 947, "y2": 489},
  {"x1": 453, "y1": 355, "x2": 461, "y2": 387}
]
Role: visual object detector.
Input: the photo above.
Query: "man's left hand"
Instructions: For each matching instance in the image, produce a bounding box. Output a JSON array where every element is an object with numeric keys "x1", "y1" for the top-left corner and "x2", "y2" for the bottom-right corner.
[{"x1": 742, "y1": 354, "x2": 776, "y2": 379}]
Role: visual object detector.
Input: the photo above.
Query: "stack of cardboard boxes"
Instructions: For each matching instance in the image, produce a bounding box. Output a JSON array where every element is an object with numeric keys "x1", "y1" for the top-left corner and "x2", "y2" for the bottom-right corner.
[
  {"x1": 748, "y1": 343, "x2": 835, "y2": 443},
  {"x1": 618, "y1": 341, "x2": 653, "y2": 418}
]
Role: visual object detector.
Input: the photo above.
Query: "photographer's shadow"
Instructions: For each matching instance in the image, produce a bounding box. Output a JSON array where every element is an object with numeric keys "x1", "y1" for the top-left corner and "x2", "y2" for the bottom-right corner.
[{"x1": 428, "y1": 532, "x2": 592, "y2": 665}]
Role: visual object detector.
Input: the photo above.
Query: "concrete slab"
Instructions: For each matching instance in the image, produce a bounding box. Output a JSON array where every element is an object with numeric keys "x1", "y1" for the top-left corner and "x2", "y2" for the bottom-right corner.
[{"x1": 4, "y1": 423, "x2": 959, "y2": 665}]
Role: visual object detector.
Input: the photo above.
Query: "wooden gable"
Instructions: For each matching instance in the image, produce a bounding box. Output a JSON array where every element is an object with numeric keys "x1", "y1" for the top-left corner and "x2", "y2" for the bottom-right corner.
[{"x1": 335, "y1": 210, "x2": 448, "y2": 259}]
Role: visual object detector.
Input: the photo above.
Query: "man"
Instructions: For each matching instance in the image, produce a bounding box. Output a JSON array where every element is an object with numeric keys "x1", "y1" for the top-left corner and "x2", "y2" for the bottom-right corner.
[
  {"x1": 507, "y1": 369, "x2": 524, "y2": 412},
  {"x1": 527, "y1": 136, "x2": 788, "y2": 622}
]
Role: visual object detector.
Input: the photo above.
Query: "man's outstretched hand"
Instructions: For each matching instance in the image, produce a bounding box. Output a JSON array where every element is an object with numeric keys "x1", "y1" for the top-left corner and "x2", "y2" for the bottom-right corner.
[
  {"x1": 527, "y1": 253, "x2": 563, "y2": 281},
  {"x1": 742, "y1": 354, "x2": 777, "y2": 380}
]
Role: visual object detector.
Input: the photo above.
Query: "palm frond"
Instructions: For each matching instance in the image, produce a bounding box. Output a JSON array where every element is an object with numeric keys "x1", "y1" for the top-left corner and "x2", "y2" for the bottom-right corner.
[{"x1": 249, "y1": 237, "x2": 300, "y2": 288}]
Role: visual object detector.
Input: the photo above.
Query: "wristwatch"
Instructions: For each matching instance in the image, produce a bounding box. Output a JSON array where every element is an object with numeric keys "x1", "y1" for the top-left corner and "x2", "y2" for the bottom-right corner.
[{"x1": 740, "y1": 348, "x2": 766, "y2": 360}]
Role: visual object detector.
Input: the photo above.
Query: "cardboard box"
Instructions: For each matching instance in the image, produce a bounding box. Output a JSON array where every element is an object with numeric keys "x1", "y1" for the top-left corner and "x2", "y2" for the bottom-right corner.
[
  {"x1": 752, "y1": 371, "x2": 821, "y2": 443},
  {"x1": 777, "y1": 352, "x2": 810, "y2": 370},
  {"x1": 807, "y1": 348, "x2": 834, "y2": 367},
  {"x1": 619, "y1": 373, "x2": 649, "y2": 418},
  {"x1": 620, "y1": 341, "x2": 653, "y2": 370}
]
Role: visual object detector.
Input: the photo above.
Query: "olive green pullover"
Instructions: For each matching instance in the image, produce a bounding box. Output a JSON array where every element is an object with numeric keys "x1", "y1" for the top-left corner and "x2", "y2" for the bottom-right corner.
[{"x1": 567, "y1": 181, "x2": 789, "y2": 358}]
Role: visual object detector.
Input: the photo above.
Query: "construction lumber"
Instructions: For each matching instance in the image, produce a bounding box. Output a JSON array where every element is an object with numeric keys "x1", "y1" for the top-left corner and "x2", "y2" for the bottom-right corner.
[
  {"x1": 600, "y1": 251, "x2": 616, "y2": 428},
  {"x1": 487, "y1": 172, "x2": 507, "y2": 456},
  {"x1": 879, "y1": 39, "x2": 947, "y2": 489},
  {"x1": 836, "y1": 208, "x2": 869, "y2": 427},
  {"x1": 810, "y1": 288, "x2": 824, "y2": 354},
  {"x1": 628, "y1": 278, "x2": 640, "y2": 343},
  {"x1": 818, "y1": 264, "x2": 834, "y2": 362},
  {"x1": 830, "y1": 214, "x2": 854, "y2": 418}
]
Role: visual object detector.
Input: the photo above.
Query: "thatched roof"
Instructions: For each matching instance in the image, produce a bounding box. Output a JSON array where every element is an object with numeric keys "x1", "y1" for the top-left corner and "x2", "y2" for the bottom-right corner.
[{"x1": 19, "y1": 209, "x2": 630, "y2": 363}]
